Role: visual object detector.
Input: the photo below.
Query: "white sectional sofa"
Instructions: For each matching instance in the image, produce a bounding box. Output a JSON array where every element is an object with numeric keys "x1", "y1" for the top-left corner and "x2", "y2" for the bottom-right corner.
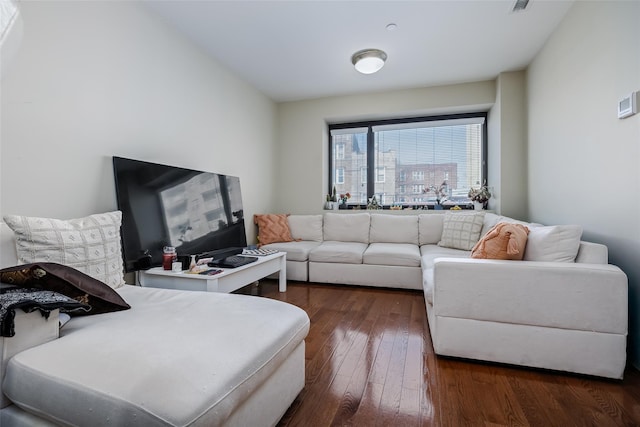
[{"x1": 263, "y1": 211, "x2": 629, "y2": 379}]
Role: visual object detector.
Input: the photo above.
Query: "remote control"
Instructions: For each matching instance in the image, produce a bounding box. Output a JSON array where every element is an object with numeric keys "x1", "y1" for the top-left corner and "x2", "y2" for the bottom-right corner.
[{"x1": 199, "y1": 269, "x2": 222, "y2": 276}]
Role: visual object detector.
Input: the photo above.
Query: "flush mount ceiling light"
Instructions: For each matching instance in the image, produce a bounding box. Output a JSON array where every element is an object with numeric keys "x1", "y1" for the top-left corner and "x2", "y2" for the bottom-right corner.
[{"x1": 351, "y1": 49, "x2": 387, "y2": 74}]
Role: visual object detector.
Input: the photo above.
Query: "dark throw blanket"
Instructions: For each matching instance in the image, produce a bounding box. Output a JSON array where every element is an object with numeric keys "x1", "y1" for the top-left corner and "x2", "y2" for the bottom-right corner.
[{"x1": 0, "y1": 284, "x2": 90, "y2": 337}]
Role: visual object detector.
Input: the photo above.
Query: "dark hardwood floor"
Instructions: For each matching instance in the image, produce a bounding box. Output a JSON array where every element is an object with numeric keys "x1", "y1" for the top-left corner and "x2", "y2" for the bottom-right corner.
[{"x1": 236, "y1": 280, "x2": 640, "y2": 427}]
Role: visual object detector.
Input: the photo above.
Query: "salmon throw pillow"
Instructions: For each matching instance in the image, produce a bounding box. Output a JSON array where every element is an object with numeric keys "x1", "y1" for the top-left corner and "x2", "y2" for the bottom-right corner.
[
  {"x1": 471, "y1": 222, "x2": 530, "y2": 260},
  {"x1": 253, "y1": 214, "x2": 294, "y2": 247}
]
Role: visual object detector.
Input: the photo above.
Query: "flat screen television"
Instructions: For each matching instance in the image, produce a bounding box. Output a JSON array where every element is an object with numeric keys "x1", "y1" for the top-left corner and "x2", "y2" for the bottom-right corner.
[{"x1": 113, "y1": 156, "x2": 247, "y2": 272}]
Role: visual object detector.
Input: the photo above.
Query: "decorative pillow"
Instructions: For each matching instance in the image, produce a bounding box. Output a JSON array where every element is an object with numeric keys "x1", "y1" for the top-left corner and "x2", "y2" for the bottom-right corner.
[
  {"x1": 0, "y1": 263, "x2": 130, "y2": 315},
  {"x1": 3, "y1": 211, "x2": 125, "y2": 289},
  {"x1": 253, "y1": 214, "x2": 293, "y2": 246},
  {"x1": 438, "y1": 212, "x2": 485, "y2": 251},
  {"x1": 523, "y1": 225, "x2": 583, "y2": 262},
  {"x1": 471, "y1": 222, "x2": 530, "y2": 260}
]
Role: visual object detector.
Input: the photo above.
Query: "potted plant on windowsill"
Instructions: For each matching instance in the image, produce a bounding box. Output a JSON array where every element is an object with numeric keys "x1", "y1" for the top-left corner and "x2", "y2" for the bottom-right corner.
[
  {"x1": 468, "y1": 182, "x2": 491, "y2": 210},
  {"x1": 424, "y1": 181, "x2": 448, "y2": 210},
  {"x1": 338, "y1": 193, "x2": 351, "y2": 209},
  {"x1": 324, "y1": 186, "x2": 339, "y2": 210}
]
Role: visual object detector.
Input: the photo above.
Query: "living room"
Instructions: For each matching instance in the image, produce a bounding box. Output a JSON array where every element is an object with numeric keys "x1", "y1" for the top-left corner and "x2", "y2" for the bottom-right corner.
[{"x1": 1, "y1": 0, "x2": 639, "y2": 425}]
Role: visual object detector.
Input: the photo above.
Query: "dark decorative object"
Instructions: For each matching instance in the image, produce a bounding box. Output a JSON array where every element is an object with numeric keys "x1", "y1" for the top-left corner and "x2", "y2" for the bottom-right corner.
[{"x1": 0, "y1": 285, "x2": 90, "y2": 337}]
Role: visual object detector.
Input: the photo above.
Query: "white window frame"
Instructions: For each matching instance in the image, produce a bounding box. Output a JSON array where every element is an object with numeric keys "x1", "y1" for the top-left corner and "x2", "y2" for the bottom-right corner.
[{"x1": 360, "y1": 167, "x2": 367, "y2": 184}]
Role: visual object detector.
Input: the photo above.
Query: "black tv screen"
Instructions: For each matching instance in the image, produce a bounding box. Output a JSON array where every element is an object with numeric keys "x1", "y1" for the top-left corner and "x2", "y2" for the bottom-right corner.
[{"x1": 113, "y1": 157, "x2": 247, "y2": 272}]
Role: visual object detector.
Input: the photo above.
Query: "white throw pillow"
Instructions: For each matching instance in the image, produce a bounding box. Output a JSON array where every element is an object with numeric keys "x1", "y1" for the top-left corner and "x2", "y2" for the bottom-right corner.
[
  {"x1": 287, "y1": 215, "x2": 323, "y2": 242},
  {"x1": 523, "y1": 225, "x2": 583, "y2": 262},
  {"x1": 438, "y1": 212, "x2": 485, "y2": 251},
  {"x1": 3, "y1": 211, "x2": 125, "y2": 288}
]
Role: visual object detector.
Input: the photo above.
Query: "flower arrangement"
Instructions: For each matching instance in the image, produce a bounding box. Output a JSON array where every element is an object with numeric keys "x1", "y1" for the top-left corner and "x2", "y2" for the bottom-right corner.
[
  {"x1": 339, "y1": 193, "x2": 351, "y2": 204},
  {"x1": 468, "y1": 183, "x2": 492, "y2": 203},
  {"x1": 423, "y1": 181, "x2": 449, "y2": 205},
  {"x1": 367, "y1": 195, "x2": 381, "y2": 210}
]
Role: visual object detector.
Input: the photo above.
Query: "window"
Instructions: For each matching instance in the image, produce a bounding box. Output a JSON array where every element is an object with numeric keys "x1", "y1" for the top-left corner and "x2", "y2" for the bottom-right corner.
[
  {"x1": 329, "y1": 113, "x2": 487, "y2": 208},
  {"x1": 412, "y1": 184, "x2": 425, "y2": 194}
]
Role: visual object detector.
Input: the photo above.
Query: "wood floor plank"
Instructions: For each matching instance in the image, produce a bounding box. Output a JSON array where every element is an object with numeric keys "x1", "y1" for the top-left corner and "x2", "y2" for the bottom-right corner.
[
  {"x1": 377, "y1": 313, "x2": 411, "y2": 425},
  {"x1": 236, "y1": 281, "x2": 640, "y2": 427},
  {"x1": 332, "y1": 313, "x2": 388, "y2": 425},
  {"x1": 292, "y1": 293, "x2": 374, "y2": 422}
]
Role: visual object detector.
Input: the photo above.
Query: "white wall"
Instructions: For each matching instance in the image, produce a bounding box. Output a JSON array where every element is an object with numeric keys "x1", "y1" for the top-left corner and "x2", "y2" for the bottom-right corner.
[
  {"x1": 490, "y1": 71, "x2": 528, "y2": 220},
  {"x1": 527, "y1": 1, "x2": 640, "y2": 368},
  {"x1": 0, "y1": 1, "x2": 277, "y2": 242},
  {"x1": 276, "y1": 81, "x2": 496, "y2": 214}
]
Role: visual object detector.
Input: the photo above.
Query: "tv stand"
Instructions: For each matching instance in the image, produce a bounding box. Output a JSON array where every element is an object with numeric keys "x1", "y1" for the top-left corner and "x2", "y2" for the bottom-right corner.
[{"x1": 138, "y1": 252, "x2": 286, "y2": 293}]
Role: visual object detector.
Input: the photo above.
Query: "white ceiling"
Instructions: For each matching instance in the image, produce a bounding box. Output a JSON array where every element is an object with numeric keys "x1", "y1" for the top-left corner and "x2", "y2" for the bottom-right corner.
[{"x1": 143, "y1": 0, "x2": 575, "y2": 103}]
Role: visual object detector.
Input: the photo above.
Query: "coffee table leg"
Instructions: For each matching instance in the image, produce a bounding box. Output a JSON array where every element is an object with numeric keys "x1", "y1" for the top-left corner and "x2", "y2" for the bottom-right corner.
[{"x1": 279, "y1": 254, "x2": 287, "y2": 292}]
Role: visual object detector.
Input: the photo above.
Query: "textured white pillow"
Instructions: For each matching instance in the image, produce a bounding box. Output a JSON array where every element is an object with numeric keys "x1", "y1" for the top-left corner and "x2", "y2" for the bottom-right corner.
[
  {"x1": 438, "y1": 212, "x2": 485, "y2": 250},
  {"x1": 287, "y1": 215, "x2": 323, "y2": 242},
  {"x1": 369, "y1": 214, "x2": 418, "y2": 244},
  {"x1": 3, "y1": 211, "x2": 125, "y2": 288},
  {"x1": 523, "y1": 225, "x2": 583, "y2": 262},
  {"x1": 323, "y1": 213, "x2": 370, "y2": 243}
]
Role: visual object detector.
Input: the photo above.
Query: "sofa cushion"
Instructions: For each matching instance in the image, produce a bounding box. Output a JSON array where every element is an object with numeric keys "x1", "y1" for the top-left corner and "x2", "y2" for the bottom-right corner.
[
  {"x1": 420, "y1": 245, "x2": 471, "y2": 270},
  {"x1": 261, "y1": 241, "x2": 321, "y2": 262},
  {"x1": 523, "y1": 225, "x2": 583, "y2": 262},
  {"x1": 0, "y1": 263, "x2": 130, "y2": 316},
  {"x1": 418, "y1": 214, "x2": 444, "y2": 245},
  {"x1": 254, "y1": 214, "x2": 294, "y2": 246},
  {"x1": 288, "y1": 215, "x2": 323, "y2": 242},
  {"x1": 438, "y1": 212, "x2": 485, "y2": 250},
  {"x1": 471, "y1": 223, "x2": 530, "y2": 260},
  {"x1": 309, "y1": 241, "x2": 368, "y2": 264},
  {"x1": 3, "y1": 286, "x2": 310, "y2": 427},
  {"x1": 3, "y1": 212, "x2": 125, "y2": 289},
  {"x1": 369, "y1": 215, "x2": 418, "y2": 244},
  {"x1": 323, "y1": 213, "x2": 370, "y2": 244},
  {"x1": 363, "y1": 243, "x2": 421, "y2": 267},
  {"x1": 420, "y1": 245, "x2": 471, "y2": 305}
]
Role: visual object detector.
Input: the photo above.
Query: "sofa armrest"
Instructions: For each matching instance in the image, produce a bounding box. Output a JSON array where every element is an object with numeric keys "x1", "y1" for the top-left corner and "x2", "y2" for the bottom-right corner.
[
  {"x1": 433, "y1": 258, "x2": 628, "y2": 334},
  {"x1": 576, "y1": 241, "x2": 608, "y2": 264}
]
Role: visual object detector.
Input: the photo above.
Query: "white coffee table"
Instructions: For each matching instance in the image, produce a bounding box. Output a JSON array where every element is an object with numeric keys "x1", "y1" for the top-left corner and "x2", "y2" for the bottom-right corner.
[{"x1": 138, "y1": 252, "x2": 287, "y2": 293}]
